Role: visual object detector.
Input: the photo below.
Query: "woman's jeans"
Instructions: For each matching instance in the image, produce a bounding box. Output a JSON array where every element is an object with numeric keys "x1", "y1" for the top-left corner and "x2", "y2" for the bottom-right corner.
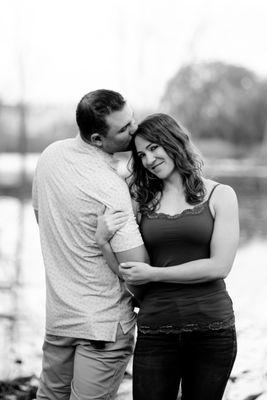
[{"x1": 133, "y1": 326, "x2": 237, "y2": 400}]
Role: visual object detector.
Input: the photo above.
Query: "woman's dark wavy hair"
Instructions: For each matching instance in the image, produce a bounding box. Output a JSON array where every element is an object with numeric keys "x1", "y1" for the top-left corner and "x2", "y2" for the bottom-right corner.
[{"x1": 128, "y1": 113, "x2": 206, "y2": 214}]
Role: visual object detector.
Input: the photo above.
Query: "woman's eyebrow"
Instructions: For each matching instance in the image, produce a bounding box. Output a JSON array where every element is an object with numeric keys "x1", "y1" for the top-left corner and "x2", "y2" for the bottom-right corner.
[
  {"x1": 136, "y1": 143, "x2": 154, "y2": 154},
  {"x1": 146, "y1": 143, "x2": 156, "y2": 149}
]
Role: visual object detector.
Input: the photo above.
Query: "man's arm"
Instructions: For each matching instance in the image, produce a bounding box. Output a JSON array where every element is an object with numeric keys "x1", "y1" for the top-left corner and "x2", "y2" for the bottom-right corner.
[
  {"x1": 34, "y1": 209, "x2": 39, "y2": 224},
  {"x1": 97, "y1": 240, "x2": 149, "y2": 300},
  {"x1": 116, "y1": 245, "x2": 149, "y2": 301},
  {"x1": 97, "y1": 241, "x2": 149, "y2": 277},
  {"x1": 95, "y1": 209, "x2": 149, "y2": 298},
  {"x1": 32, "y1": 166, "x2": 39, "y2": 225}
]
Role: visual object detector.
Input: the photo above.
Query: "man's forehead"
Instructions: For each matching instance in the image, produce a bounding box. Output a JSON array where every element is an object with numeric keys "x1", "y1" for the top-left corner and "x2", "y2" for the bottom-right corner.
[{"x1": 106, "y1": 103, "x2": 133, "y2": 128}]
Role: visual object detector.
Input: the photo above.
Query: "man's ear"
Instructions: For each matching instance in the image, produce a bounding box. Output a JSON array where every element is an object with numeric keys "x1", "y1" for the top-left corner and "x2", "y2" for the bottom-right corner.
[{"x1": 90, "y1": 133, "x2": 103, "y2": 148}]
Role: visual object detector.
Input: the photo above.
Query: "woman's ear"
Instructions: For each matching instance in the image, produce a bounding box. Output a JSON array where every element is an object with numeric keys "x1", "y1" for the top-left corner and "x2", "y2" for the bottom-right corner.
[{"x1": 90, "y1": 133, "x2": 103, "y2": 148}]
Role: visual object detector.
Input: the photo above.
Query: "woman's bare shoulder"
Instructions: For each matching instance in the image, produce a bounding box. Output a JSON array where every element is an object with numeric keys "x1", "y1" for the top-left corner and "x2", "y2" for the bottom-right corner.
[
  {"x1": 203, "y1": 178, "x2": 236, "y2": 197},
  {"x1": 203, "y1": 179, "x2": 238, "y2": 215}
]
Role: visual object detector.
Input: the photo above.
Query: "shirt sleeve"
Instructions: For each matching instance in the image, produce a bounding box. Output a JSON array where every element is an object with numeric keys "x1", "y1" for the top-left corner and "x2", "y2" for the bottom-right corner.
[
  {"x1": 32, "y1": 167, "x2": 39, "y2": 211},
  {"x1": 105, "y1": 180, "x2": 144, "y2": 253}
]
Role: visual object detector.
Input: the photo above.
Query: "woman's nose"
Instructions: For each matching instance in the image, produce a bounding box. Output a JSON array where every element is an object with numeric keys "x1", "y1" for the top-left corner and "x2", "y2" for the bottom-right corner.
[{"x1": 145, "y1": 152, "x2": 155, "y2": 166}]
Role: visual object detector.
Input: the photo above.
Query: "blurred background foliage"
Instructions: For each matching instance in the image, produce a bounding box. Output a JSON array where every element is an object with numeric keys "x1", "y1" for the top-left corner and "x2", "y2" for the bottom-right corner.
[
  {"x1": 1, "y1": 61, "x2": 267, "y2": 161},
  {"x1": 161, "y1": 61, "x2": 267, "y2": 159}
]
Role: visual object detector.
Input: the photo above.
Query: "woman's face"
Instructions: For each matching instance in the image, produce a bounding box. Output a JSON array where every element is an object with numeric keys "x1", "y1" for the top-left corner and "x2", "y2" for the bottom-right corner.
[{"x1": 134, "y1": 135, "x2": 176, "y2": 180}]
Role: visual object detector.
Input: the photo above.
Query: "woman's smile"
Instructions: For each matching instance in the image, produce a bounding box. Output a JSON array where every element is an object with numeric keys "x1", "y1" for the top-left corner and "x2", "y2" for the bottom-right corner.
[
  {"x1": 150, "y1": 161, "x2": 164, "y2": 171},
  {"x1": 135, "y1": 135, "x2": 176, "y2": 179}
]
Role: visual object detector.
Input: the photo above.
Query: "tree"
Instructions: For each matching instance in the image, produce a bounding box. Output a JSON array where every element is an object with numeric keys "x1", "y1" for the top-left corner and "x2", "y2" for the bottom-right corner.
[{"x1": 160, "y1": 62, "x2": 267, "y2": 145}]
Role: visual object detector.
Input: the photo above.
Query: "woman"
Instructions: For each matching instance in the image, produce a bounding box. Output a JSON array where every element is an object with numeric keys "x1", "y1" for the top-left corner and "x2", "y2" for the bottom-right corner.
[{"x1": 96, "y1": 113, "x2": 239, "y2": 400}]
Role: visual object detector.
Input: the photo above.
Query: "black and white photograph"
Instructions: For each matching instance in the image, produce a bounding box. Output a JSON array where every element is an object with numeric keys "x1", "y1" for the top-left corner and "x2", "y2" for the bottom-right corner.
[{"x1": 0, "y1": 1, "x2": 267, "y2": 399}]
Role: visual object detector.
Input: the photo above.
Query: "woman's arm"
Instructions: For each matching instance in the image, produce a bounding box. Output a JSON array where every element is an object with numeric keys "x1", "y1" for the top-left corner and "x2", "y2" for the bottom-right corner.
[
  {"x1": 120, "y1": 185, "x2": 239, "y2": 285},
  {"x1": 98, "y1": 241, "x2": 124, "y2": 279}
]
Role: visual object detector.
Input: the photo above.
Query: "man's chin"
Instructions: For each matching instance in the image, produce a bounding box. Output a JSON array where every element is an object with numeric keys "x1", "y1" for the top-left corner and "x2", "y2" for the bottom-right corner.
[
  {"x1": 117, "y1": 141, "x2": 132, "y2": 153},
  {"x1": 125, "y1": 141, "x2": 132, "y2": 152}
]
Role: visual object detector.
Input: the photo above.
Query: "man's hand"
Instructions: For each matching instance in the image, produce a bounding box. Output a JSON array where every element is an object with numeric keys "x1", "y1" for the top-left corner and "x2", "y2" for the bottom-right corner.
[
  {"x1": 95, "y1": 210, "x2": 129, "y2": 246},
  {"x1": 119, "y1": 262, "x2": 155, "y2": 285}
]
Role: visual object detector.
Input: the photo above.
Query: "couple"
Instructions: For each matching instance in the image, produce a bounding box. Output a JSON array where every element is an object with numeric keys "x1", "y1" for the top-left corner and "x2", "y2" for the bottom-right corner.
[{"x1": 32, "y1": 89, "x2": 239, "y2": 400}]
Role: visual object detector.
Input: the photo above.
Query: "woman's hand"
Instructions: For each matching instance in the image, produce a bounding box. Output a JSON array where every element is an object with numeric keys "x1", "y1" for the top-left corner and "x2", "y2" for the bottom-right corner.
[
  {"x1": 119, "y1": 262, "x2": 155, "y2": 285},
  {"x1": 95, "y1": 210, "x2": 129, "y2": 246}
]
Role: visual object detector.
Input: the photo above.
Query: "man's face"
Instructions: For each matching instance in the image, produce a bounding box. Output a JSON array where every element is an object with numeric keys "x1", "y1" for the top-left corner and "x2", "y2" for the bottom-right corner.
[{"x1": 102, "y1": 103, "x2": 137, "y2": 153}]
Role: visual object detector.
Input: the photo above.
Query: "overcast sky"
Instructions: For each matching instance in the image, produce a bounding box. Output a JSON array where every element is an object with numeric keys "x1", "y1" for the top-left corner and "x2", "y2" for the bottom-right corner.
[{"x1": 0, "y1": 0, "x2": 267, "y2": 108}]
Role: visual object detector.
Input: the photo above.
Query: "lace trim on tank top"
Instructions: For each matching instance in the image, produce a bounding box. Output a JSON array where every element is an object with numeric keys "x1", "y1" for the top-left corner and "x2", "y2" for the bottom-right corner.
[
  {"x1": 145, "y1": 183, "x2": 220, "y2": 220},
  {"x1": 146, "y1": 200, "x2": 209, "y2": 220},
  {"x1": 138, "y1": 316, "x2": 235, "y2": 335}
]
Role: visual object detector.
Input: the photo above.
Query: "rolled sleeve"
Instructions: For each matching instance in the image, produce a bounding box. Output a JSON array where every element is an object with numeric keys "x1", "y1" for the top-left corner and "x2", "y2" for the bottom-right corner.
[{"x1": 32, "y1": 169, "x2": 39, "y2": 211}]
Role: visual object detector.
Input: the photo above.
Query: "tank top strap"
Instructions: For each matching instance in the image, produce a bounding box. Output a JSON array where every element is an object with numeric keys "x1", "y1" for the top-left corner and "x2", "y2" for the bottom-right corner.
[{"x1": 207, "y1": 183, "x2": 220, "y2": 203}]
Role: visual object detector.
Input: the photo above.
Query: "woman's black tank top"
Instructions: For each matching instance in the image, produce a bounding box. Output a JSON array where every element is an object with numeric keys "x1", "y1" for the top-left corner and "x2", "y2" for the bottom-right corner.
[{"x1": 138, "y1": 184, "x2": 235, "y2": 333}]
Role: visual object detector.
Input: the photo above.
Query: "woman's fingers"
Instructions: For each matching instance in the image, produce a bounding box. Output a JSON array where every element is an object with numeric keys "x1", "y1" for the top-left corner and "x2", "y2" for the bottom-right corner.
[
  {"x1": 106, "y1": 211, "x2": 129, "y2": 228},
  {"x1": 113, "y1": 216, "x2": 129, "y2": 227},
  {"x1": 111, "y1": 211, "x2": 128, "y2": 220},
  {"x1": 96, "y1": 211, "x2": 128, "y2": 243}
]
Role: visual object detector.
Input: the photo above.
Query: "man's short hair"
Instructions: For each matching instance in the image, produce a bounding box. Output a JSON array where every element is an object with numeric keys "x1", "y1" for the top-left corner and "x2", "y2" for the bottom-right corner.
[{"x1": 76, "y1": 89, "x2": 126, "y2": 141}]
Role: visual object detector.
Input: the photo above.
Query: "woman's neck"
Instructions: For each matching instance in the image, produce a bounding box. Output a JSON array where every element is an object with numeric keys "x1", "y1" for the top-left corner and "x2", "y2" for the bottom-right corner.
[{"x1": 163, "y1": 171, "x2": 184, "y2": 194}]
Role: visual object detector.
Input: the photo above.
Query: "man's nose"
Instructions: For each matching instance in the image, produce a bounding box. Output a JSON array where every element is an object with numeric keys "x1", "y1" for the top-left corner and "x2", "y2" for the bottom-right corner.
[{"x1": 129, "y1": 121, "x2": 138, "y2": 136}]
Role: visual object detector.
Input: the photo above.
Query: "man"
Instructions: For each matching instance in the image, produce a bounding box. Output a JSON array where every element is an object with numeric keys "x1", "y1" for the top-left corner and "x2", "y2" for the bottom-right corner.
[{"x1": 32, "y1": 89, "x2": 148, "y2": 400}]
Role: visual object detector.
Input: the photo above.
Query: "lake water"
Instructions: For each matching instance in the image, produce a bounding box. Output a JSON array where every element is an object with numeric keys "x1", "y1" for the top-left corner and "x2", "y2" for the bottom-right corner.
[{"x1": 0, "y1": 166, "x2": 267, "y2": 400}]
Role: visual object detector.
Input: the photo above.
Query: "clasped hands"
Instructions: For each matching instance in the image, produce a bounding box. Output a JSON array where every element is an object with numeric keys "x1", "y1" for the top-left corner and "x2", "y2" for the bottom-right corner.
[{"x1": 119, "y1": 262, "x2": 155, "y2": 285}]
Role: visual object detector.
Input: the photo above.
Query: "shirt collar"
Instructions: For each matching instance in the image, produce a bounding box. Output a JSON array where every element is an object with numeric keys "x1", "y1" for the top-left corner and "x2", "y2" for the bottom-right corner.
[{"x1": 74, "y1": 134, "x2": 117, "y2": 170}]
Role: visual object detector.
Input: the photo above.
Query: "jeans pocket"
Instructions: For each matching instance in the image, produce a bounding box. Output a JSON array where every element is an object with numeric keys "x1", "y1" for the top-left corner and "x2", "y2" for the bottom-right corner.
[{"x1": 89, "y1": 340, "x2": 107, "y2": 349}]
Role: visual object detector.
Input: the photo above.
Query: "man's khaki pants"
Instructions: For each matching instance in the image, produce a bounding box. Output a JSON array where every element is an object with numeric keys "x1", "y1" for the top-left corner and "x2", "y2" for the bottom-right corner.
[{"x1": 37, "y1": 325, "x2": 135, "y2": 400}]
